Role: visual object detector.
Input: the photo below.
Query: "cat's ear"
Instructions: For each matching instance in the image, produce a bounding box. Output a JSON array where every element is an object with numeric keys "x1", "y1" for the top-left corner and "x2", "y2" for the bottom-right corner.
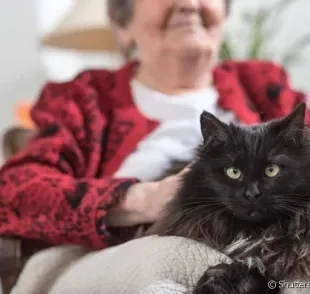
[
  {"x1": 273, "y1": 102, "x2": 306, "y2": 144},
  {"x1": 200, "y1": 111, "x2": 228, "y2": 144}
]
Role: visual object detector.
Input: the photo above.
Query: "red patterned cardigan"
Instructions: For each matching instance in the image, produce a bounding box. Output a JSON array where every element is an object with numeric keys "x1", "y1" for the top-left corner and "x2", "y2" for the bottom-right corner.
[{"x1": 0, "y1": 60, "x2": 309, "y2": 250}]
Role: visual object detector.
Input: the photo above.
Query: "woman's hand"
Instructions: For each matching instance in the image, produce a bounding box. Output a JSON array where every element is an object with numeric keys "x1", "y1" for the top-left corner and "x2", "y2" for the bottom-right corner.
[
  {"x1": 138, "y1": 166, "x2": 190, "y2": 223},
  {"x1": 105, "y1": 167, "x2": 190, "y2": 227}
]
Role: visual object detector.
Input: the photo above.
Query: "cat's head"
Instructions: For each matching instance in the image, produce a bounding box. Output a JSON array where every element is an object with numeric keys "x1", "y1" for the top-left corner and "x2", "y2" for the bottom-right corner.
[{"x1": 185, "y1": 103, "x2": 310, "y2": 227}]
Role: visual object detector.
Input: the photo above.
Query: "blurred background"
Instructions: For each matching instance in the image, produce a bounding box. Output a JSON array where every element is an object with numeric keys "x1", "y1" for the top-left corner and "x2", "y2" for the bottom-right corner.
[{"x1": 0, "y1": 0, "x2": 309, "y2": 162}]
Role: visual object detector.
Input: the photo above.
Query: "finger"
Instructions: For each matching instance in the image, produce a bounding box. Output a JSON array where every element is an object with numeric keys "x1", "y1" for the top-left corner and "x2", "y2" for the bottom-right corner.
[{"x1": 179, "y1": 165, "x2": 191, "y2": 176}]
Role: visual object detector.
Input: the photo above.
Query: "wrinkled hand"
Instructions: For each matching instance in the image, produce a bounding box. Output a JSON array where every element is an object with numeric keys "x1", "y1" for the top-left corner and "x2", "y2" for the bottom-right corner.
[
  {"x1": 139, "y1": 166, "x2": 190, "y2": 223},
  {"x1": 106, "y1": 166, "x2": 190, "y2": 227}
]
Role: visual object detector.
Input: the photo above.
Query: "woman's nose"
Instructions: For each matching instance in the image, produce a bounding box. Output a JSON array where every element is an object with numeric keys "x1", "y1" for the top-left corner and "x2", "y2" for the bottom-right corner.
[{"x1": 175, "y1": 0, "x2": 200, "y2": 12}]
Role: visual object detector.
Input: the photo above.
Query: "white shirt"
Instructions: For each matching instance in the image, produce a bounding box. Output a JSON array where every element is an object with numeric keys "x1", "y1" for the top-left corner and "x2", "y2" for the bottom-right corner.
[{"x1": 114, "y1": 80, "x2": 236, "y2": 181}]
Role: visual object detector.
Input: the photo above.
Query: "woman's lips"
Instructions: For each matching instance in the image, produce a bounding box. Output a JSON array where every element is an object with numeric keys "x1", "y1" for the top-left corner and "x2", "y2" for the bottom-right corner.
[
  {"x1": 167, "y1": 15, "x2": 205, "y2": 29},
  {"x1": 167, "y1": 20, "x2": 204, "y2": 30}
]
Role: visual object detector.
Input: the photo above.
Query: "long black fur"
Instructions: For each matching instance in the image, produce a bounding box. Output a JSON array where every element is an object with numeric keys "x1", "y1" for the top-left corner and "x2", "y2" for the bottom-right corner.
[{"x1": 151, "y1": 103, "x2": 310, "y2": 293}]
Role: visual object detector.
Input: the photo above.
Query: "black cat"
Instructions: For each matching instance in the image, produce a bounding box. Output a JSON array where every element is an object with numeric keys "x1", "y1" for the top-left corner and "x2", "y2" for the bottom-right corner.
[{"x1": 152, "y1": 103, "x2": 310, "y2": 294}]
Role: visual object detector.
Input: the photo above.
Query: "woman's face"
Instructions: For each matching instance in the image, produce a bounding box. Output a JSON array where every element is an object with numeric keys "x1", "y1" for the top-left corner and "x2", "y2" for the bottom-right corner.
[{"x1": 125, "y1": 0, "x2": 226, "y2": 62}]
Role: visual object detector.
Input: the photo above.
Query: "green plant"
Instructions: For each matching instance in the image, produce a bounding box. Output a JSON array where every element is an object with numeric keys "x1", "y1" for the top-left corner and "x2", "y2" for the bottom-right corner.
[{"x1": 220, "y1": 0, "x2": 310, "y2": 68}]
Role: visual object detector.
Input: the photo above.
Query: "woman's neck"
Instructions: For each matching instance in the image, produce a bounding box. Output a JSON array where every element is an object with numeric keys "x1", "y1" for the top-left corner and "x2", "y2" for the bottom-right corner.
[{"x1": 135, "y1": 55, "x2": 214, "y2": 95}]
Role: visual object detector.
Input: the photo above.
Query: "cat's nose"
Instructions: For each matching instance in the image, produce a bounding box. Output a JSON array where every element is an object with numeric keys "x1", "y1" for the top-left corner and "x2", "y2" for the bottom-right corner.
[{"x1": 244, "y1": 183, "x2": 261, "y2": 200}]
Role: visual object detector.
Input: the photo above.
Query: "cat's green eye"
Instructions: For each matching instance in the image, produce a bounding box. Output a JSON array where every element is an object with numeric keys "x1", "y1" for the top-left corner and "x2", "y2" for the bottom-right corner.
[
  {"x1": 225, "y1": 167, "x2": 242, "y2": 180},
  {"x1": 264, "y1": 164, "x2": 280, "y2": 178}
]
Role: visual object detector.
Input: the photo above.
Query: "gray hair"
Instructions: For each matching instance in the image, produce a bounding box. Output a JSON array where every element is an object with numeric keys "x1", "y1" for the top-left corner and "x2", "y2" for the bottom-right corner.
[
  {"x1": 108, "y1": 0, "x2": 134, "y2": 27},
  {"x1": 108, "y1": 0, "x2": 230, "y2": 27}
]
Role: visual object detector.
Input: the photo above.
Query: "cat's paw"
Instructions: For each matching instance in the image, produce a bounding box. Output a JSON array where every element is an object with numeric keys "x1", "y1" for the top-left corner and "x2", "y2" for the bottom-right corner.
[
  {"x1": 192, "y1": 265, "x2": 231, "y2": 294},
  {"x1": 193, "y1": 262, "x2": 279, "y2": 294}
]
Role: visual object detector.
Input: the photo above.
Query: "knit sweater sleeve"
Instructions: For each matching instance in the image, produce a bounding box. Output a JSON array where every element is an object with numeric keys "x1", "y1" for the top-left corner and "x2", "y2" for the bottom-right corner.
[
  {"x1": 0, "y1": 70, "x2": 139, "y2": 249},
  {"x1": 233, "y1": 60, "x2": 310, "y2": 123}
]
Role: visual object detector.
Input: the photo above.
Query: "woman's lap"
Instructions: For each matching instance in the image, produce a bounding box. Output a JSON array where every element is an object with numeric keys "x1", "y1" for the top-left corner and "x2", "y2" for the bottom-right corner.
[{"x1": 12, "y1": 235, "x2": 230, "y2": 294}]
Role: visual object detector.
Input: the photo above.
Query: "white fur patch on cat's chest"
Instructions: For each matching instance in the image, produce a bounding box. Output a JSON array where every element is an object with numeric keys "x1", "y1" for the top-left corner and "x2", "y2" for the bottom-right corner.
[{"x1": 224, "y1": 235, "x2": 262, "y2": 258}]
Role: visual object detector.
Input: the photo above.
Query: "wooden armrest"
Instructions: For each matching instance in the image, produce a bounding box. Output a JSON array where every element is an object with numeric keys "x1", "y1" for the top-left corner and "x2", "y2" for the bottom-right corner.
[
  {"x1": 0, "y1": 238, "x2": 23, "y2": 294},
  {"x1": 0, "y1": 236, "x2": 47, "y2": 293},
  {"x1": 1, "y1": 127, "x2": 37, "y2": 293},
  {"x1": 0, "y1": 238, "x2": 21, "y2": 270}
]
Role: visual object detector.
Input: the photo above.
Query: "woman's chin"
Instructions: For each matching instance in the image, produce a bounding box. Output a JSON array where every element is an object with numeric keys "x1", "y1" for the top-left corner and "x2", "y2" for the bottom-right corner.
[
  {"x1": 164, "y1": 27, "x2": 219, "y2": 56},
  {"x1": 168, "y1": 41, "x2": 214, "y2": 59}
]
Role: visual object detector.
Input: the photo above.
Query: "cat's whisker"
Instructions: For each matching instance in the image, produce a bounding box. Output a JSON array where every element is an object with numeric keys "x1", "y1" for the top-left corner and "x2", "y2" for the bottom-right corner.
[
  {"x1": 275, "y1": 205, "x2": 310, "y2": 223},
  {"x1": 194, "y1": 208, "x2": 228, "y2": 245},
  {"x1": 275, "y1": 194, "x2": 310, "y2": 198},
  {"x1": 161, "y1": 206, "x2": 208, "y2": 231},
  {"x1": 276, "y1": 201, "x2": 306, "y2": 209},
  {"x1": 272, "y1": 209, "x2": 291, "y2": 224},
  {"x1": 181, "y1": 201, "x2": 223, "y2": 208},
  {"x1": 181, "y1": 201, "x2": 224, "y2": 212},
  {"x1": 277, "y1": 205, "x2": 299, "y2": 215},
  {"x1": 181, "y1": 198, "x2": 223, "y2": 204},
  {"x1": 180, "y1": 197, "x2": 224, "y2": 202},
  {"x1": 274, "y1": 211, "x2": 284, "y2": 228}
]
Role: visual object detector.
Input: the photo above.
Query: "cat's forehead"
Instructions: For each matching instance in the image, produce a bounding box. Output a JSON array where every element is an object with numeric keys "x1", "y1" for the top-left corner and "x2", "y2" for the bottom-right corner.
[
  {"x1": 230, "y1": 123, "x2": 269, "y2": 140},
  {"x1": 227, "y1": 123, "x2": 275, "y2": 156}
]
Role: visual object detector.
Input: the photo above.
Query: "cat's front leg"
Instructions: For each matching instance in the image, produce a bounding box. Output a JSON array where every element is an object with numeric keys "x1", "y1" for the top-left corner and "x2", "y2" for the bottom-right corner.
[{"x1": 193, "y1": 262, "x2": 280, "y2": 294}]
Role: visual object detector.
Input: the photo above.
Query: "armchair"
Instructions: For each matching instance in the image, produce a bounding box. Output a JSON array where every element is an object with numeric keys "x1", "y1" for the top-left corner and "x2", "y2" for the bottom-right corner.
[{"x1": 0, "y1": 126, "x2": 36, "y2": 294}]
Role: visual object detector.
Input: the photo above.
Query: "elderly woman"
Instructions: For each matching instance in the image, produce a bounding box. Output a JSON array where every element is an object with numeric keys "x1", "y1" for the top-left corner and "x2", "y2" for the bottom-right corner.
[{"x1": 0, "y1": 0, "x2": 309, "y2": 256}]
